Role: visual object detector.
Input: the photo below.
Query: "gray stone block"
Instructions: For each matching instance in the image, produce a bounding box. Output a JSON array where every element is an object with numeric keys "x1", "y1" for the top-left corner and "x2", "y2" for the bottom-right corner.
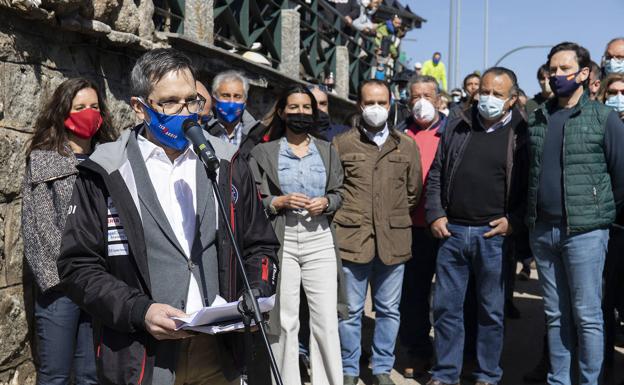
[
  {"x1": 111, "y1": 0, "x2": 139, "y2": 34},
  {"x1": 137, "y1": 0, "x2": 155, "y2": 39},
  {"x1": 0, "y1": 127, "x2": 30, "y2": 203},
  {"x1": 0, "y1": 286, "x2": 31, "y2": 370},
  {"x1": 335, "y1": 45, "x2": 350, "y2": 99},
  {"x1": 0, "y1": 362, "x2": 36, "y2": 385},
  {"x1": 86, "y1": 0, "x2": 121, "y2": 24},
  {"x1": 3, "y1": 200, "x2": 23, "y2": 287},
  {"x1": 184, "y1": 0, "x2": 214, "y2": 45},
  {"x1": 278, "y1": 9, "x2": 300, "y2": 79},
  {"x1": 0, "y1": 63, "x2": 65, "y2": 132}
]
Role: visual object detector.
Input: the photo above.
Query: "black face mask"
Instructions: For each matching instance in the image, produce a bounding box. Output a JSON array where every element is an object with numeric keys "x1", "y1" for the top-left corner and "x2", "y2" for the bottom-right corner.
[
  {"x1": 285, "y1": 113, "x2": 315, "y2": 135},
  {"x1": 317, "y1": 111, "x2": 331, "y2": 130}
]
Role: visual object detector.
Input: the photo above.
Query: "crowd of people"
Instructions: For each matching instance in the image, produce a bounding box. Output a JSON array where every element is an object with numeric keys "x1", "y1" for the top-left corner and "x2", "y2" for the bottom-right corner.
[
  {"x1": 319, "y1": 0, "x2": 412, "y2": 85},
  {"x1": 19, "y1": 35, "x2": 624, "y2": 385}
]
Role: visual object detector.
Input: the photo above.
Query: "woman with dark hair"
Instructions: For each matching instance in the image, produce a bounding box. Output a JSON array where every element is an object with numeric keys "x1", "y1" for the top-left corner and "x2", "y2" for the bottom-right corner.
[
  {"x1": 21, "y1": 77, "x2": 116, "y2": 385},
  {"x1": 250, "y1": 85, "x2": 346, "y2": 385}
]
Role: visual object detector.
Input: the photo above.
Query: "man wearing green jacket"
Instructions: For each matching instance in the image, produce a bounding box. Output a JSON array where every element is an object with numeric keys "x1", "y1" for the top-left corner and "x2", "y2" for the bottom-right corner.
[
  {"x1": 526, "y1": 41, "x2": 624, "y2": 385},
  {"x1": 422, "y1": 52, "x2": 447, "y2": 91}
]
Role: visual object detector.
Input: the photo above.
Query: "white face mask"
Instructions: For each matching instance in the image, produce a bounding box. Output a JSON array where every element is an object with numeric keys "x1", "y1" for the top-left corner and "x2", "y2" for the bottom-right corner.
[
  {"x1": 606, "y1": 93, "x2": 624, "y2": 112},
  {"x1": 412, "y1": 98, "x2": 436, "y2": 125},
  {"x1": 478, "y1": 94, "x2": 507, "y2": 120},
  {"x1": 361, "y1": 104, "x2": 389, "y2": 128}
]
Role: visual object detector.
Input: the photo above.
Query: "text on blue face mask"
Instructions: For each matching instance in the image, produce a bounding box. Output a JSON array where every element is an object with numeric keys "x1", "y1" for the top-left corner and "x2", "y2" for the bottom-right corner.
[{"x1": 140, "y1": 99, "x2": 198, "y2": 151}]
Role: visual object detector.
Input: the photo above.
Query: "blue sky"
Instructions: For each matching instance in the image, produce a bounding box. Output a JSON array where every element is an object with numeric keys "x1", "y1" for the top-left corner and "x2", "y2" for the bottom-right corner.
[{"x1": 401, "y1": 0, "x2": 624, "y2": 96}]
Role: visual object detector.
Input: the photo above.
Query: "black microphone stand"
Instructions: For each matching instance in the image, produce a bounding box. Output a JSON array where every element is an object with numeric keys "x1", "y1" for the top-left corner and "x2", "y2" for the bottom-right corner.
[{"x1": 197, "y1": 153, "x2": 284, "y2": 385}]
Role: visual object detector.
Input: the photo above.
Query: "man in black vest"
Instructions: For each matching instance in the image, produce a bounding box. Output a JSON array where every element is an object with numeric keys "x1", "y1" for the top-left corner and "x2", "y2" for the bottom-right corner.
[
  {"x1": 425, "y1": 67, "x2": 528, "y2": 385},
  {"x1": 57, "y1": 48, "x2": 280, "y2": 385},
  {"x1": 526, "y1": 42, "x2": 624, "y2": 385}
]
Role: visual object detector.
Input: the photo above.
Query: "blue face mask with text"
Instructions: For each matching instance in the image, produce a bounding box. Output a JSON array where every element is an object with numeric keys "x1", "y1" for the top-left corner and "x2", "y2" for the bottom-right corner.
[
  {"x1": 141, "y1": 100, "x2": 197, "y2": 151},
  {"x1": 216, "y1": 100, "x2": 245, "y2": 124}
]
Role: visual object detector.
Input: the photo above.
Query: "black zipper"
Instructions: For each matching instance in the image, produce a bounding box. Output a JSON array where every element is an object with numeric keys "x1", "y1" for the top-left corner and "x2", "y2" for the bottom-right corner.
[{"x1": 445, "y1": 130, "x2": 472, "y2": 208}]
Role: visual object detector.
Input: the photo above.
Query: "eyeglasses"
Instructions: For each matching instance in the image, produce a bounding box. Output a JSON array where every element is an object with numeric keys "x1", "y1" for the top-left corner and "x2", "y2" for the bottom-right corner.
[{"x1": 144, "y1": 97, "x2": 205, "y2": 115}]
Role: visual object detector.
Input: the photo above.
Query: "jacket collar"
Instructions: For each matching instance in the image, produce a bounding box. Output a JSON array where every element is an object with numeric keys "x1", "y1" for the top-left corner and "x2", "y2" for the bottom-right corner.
[
  {"x1": 207, "y1": 110, "x2": 260, "y2": 138},
  {"x1": 29, "y1": 148, "x2": 78, "y2": 184},
  {"x1": 538, "y1": 90, "x2": 590, "y2": 119},
  {"x1": 253, "y1": 138, "x2": 332, "y2": 194},
  {"x1": 84, "y1": 125, "x2": 237, "y2": 175}
]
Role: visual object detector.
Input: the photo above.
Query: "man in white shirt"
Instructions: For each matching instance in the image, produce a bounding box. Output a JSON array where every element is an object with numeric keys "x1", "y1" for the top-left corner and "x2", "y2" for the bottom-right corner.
[
  {"x1": 57, "y1": 48, "x2": 280, "y2": 385},
  {"x1": 204, "y1": 71, "x2": 267, "y2": 159},
  {"x1": 332, "y1": 80, "x2": 422, "y2": 385}
]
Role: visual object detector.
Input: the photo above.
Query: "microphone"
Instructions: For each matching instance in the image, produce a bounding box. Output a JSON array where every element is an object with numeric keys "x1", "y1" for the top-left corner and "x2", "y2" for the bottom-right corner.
[{"x1": 183, "y1": 118, "x2": 220, "y2": 172}]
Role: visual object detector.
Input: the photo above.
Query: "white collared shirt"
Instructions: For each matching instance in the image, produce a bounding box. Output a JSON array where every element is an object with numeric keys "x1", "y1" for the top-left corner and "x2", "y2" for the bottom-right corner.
[
  {"x1": 363, "y1": 124, "x2": 390, "y2": 148},
  {"x1": 137, "y1": 135, "x2": 204, "y2": 313},
  {"x1": 480, "y1": 111, "x2": 513, "y2": 133}
]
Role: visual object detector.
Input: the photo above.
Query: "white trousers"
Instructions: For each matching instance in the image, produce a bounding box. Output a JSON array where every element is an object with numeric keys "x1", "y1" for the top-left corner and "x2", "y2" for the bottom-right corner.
[{"x1": 271, "y1": 213, "x2": 342, "y2": 385}]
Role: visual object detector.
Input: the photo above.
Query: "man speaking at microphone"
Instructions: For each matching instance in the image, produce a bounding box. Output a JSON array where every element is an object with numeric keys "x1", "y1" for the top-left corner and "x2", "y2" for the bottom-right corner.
[{"x1": 57, "y1": 48, "x2": 280, "y2": 385}]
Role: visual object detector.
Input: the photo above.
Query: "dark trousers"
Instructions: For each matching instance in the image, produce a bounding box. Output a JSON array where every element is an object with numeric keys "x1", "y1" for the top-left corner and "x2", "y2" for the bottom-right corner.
[
  {"x1": 603, "y1": 225, "x2": 624, "y2": 372},
  {"x1": 34, "y1": 290, "x2": 97, "y2": 385},
  {"x1": 399, "y1": 226, "x2": 438, "y2": 359}
]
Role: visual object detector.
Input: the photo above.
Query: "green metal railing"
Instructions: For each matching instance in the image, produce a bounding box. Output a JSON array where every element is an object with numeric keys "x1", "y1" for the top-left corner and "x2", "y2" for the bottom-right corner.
[
  {"x1": 153, "y1": 0, "x2": 185, "y2": 34},
  {"x1": 213, "y1": 0, "x2": 286, "y2": 68},
  {"x1": 153, "y1": 0, "x2": 379, "y2": 98},
  {"x1": 295, "y1": 0, "x2": 376, "y2": 97}
]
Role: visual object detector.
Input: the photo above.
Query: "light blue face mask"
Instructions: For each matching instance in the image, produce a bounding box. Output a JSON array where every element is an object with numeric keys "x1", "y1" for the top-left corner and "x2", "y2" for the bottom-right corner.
[
  {"x1": 605, "y1": 58, "x2": 624, "y2": 75},
  {"x1": 478, "y1": 94, "x2": 507, "y2": 120},
  {"x1": 606, "y1": 93, "x2": 624, "y2": 112}
]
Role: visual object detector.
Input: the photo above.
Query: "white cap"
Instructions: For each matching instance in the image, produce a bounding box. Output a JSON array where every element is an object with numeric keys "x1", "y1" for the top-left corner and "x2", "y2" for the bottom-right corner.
[{"x1": 414, "y1": 62, "x2": 423, "y2": 69}]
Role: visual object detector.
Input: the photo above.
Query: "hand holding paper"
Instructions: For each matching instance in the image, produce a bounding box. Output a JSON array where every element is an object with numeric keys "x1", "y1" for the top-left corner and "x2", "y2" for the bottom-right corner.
[{"x1": 172, "y1": 295, "x2": 275, "y2": 335}]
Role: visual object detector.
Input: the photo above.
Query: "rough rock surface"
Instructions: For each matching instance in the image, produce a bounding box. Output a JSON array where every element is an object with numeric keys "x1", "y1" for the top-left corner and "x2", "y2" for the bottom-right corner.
[{"x1": 0, "y1": 2, "x2": 350, "y2": 383}]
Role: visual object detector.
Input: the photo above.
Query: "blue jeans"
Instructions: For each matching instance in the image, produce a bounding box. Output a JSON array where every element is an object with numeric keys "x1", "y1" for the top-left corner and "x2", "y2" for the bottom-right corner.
[
  {"x1": 431, "y1": 223, "x2": 506, "y2": 384},
  {"x1": 399, "y1": 227, "x2": 438, "y2": 360},
  {"x1": 35, "y1": 290, "x2": 97, "y2": 385},
  {"x1": 530, "y1": 222, "x2": 608, "y2": 385},
  {"x1": 339, "y1": 258, "x2": 405, "y2": 376}
]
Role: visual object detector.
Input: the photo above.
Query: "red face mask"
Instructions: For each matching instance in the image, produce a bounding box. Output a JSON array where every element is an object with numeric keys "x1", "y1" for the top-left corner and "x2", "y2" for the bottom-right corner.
[{"x1": 64, "y1": 108, "x2": 103, "y2": 139}]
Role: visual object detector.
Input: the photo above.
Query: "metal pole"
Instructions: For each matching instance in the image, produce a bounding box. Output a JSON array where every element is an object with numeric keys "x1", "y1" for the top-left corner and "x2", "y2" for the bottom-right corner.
[
  {"x1": 455, "y1": 0, "x2": 461, "y2": 89},
  {"x1": 448, "y1": 0, "x2": 455, "y2": 89},
  {"x1": 494, "y1": 45, "x2": 553, "y2": 67},
  {"x1": 484, "y1": 0, "x2": 489, "y2": 70}
]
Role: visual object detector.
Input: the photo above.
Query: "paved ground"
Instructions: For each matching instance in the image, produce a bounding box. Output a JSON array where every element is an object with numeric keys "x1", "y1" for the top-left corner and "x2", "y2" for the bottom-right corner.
[{"x1": 304, "y1": 265, "x2": 624, "y2": 385}]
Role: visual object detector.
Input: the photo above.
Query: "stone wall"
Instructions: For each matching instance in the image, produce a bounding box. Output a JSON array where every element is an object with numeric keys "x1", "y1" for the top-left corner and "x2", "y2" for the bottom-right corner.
[
  {"x1": 0, "y1": 1, "x2": 355, "y2": 383},
  {"x1": 0, "y1": 2, "x2": 156, "y2": 382}
]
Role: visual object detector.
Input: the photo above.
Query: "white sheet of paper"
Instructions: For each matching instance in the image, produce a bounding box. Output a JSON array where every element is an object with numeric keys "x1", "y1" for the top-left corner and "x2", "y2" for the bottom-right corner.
[{"x1": 172, "y1": 295, "x2": 275, "y2": 331}]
